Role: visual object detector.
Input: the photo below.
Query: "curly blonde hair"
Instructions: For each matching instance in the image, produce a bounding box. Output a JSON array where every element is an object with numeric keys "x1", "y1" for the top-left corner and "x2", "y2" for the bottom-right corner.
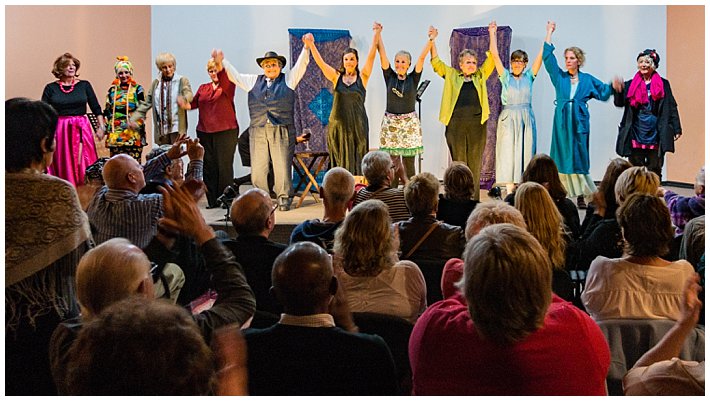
[
  {"x1": 514, "y1": 182, "x2": 567, "y2": 270},
  {"x1": 333, "y1": 200, "x2": 396, "y2": 277}
]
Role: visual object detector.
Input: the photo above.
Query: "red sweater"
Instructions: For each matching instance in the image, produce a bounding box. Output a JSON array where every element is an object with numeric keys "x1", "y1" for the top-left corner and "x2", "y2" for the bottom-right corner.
[
  {"x1": 409, "y1": 293, "x2": 610, "y2": 395},
  {"x1": 190, "y1": 68, "x2": 238, "y2": 133}
]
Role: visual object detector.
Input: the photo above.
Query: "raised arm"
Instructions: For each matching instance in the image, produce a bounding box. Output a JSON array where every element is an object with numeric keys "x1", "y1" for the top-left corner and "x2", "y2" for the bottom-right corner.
[
  {"x1": 429, "y1": 25, "x2": 439, "y2": 60},
  {"x1": 415, "y1": 31, "x2": 434, "y2": 73},
  {"x1": 530, "y1": 27, "x2": 545, "y2": 76},
  {"x1": 542, "y1": 21, "x2": 562, "y2": 87},
  {"x1": 360, "y1": 23, "x2": 381, "y2": 88},
  {"x1": 375, "y1": 22, "x2": 390, "y2": 71},
  {"x1": 303, "y1": 33, "x2": 339, "y2": 85},
  {"x1": 218, "y1": 49, "x2": 259, "y2": 92},
  {"x1": 287, "y1": 42, "x2": 311, "y2": 89},
  {"x1": 488, "y1": 21, "x2": 505, "y2": 77}
]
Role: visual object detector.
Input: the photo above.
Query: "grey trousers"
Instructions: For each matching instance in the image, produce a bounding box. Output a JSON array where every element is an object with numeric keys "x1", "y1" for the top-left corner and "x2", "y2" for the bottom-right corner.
[{"x1": 250, "y1": 123, "x2": 295, "y2": 202}]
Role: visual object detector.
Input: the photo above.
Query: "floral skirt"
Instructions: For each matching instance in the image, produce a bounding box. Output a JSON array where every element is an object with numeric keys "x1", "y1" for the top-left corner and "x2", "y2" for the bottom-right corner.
[{"x1": 379, "y1": 111, "x2": 423, "y2": 157}]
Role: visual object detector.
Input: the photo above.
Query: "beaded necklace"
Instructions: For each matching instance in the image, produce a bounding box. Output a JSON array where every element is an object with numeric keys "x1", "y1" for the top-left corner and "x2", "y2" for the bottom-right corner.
[{"x1": 57, "y1": 78, "x2": 77, "y2": 94}]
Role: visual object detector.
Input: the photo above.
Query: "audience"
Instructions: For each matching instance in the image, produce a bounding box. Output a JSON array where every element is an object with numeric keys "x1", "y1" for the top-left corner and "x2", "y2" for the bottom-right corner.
[
  {"x1": 398, "y1": 172, "x2": 465, "y2": 261},
  {"x1": 87, "y1": 134, "x2": 203, "y2": 248},
  {"x1": 223, "y1": 188, "x2": 287, "y2": 317},
  {"x1": 333, "y1": 200, "x2": 426, "y2": 322},
  {"x1": 571, "y1": 166, "x2": 660, "y2": 271},
  {"x1": 291, "y1": 167, "x2": 354, "y2": 253},
  {"x1": 352, "y1": 150, "x2": 411, "y2": 222},
  {"x1": 65, "y1": 297, "x2": 238, "y2": 395},
  {"x1": 579, "y1": 158, "x2": 632, "y2": 234},
  {"x1": 409, "y1": 224, "x2": 610, "y2": 395},
  {"x1": 623, "y1": 274, "x2": 704, "y2": 396},
  {"x1": 582, "y1": 193, "x2": 695, "y2": 320},
  {"x1": 49, "y1": 182, "x2": 256, "y2": 394},
  {"x1": 504, "y1": 154, "x2": 581, "y2": 239},
  {"x1": 5, "y1": 95, "x2": 704, "y2": 396},
  {"x1": 436, "y1": 162, "x2": 479, "y2": 228},
  {"x1": 661, "y1": 165, "x2": 705, "y2": 236},
  {"x1": 441, "y1": 201, "x2": 527, "y2": 299},
  {"x1": 5, "y1": 98, "x2": 92, "y2": 396},
  {"x1": 515, "y1": 182, "x2": 575, "y2": 300},
  {"x1": 243, "y1": 242, "x2": 400, "y2": 395}
]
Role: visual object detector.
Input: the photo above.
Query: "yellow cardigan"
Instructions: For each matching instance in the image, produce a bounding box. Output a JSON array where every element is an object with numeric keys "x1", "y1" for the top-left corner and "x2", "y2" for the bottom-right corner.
[{"x1": 431, "y1": 51, "x2": 495, "y2": 126}]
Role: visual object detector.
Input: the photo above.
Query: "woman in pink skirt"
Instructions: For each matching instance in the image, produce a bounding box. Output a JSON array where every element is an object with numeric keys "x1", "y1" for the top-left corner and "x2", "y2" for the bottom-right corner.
[{"x1": 42, "y1": 52, "x2": 105, "y2": 186}]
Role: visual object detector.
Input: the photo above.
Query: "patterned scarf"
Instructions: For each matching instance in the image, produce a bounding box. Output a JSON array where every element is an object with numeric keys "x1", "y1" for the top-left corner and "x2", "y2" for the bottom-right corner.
[
  {"x1": 627, "y1": 71, "x2": 664, "y2": 108},
  {"x1": 160, "y1": 75, "x2": 173, "y2": 137}
]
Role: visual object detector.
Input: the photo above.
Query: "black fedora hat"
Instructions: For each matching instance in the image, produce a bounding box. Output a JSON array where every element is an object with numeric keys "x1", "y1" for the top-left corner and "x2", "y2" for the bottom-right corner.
[{"x1": 256, "y1": 51, "x2": 287, "y2": 68}]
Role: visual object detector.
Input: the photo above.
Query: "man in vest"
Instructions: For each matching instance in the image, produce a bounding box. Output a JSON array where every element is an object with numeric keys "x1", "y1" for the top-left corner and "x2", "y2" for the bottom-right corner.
[{"x1": 217, "y1": 35, "x2": 311, "y2": 211}]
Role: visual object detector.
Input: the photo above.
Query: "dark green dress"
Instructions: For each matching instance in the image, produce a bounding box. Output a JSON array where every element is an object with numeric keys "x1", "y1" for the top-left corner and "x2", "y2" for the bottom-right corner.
[{"x1": 327, "y1": 74, "x2": 368, "y2": 175}]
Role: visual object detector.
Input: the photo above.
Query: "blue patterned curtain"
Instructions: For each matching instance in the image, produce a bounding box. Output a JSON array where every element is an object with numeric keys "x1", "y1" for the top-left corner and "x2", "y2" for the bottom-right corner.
[
  {"x1": 450, "y1": 26, "x2": 512, "y2": 189},
  {"x1": 289, "y1": 28, "x2": 351, "y2": 154}
]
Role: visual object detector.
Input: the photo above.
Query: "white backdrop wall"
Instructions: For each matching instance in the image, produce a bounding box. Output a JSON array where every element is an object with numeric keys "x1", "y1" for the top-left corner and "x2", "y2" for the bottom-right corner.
[{"x1": 153, "y1": 5, "x2": 666, "y2": 180}]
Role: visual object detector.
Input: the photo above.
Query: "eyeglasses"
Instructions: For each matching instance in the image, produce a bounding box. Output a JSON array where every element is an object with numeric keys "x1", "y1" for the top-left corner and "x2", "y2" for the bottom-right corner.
[
  {"x1": 262, "y1": 62, "x2": 279, "y2": 69},
  {"x1": 270, "y1": 203, "x2": 278, "y2": 216}
]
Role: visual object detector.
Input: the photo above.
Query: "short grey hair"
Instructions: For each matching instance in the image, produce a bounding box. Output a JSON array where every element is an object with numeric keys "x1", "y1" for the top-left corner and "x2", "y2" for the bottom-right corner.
[
  {"x1": 322, "y1": 167, "x2": 355, "y2": 205},
  {"x1": 361, "y1": 151, "x2": 392, "y2": 187},
  {"x1": 395, "y1": 50, "x2": 412, "y2": 64},
  {"x1": 458, "y1": 49, "x2": 477, "y2": 65}
]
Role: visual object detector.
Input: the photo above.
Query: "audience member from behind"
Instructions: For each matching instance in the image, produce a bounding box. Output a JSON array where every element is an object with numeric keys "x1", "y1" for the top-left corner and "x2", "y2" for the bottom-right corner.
[
  {"x1": 66, "y1": 297, "x2": 215, "y2": 395},
  {"x1": 223, "y1": 188, "x2": 287, "y2": 318},
  {"x1": 505, "y1": 153, "x2": 580, "y2": 239},
  {"x1": 291, "y1": 167, "x2": 354, "y2": 253},
  {"x1": 49, "y1": 182, "x2": 255, "y2": 394},
  {"x1": 352, "y1": 150, "x2": 411, "y2": 222},
  {"x1": 580, "y1": 157, "x2": 633, "y2": 233},
  {"x1": 623, "y1": 274, "x2": 704, "y2": 396},
  {"x1": 441, "y1": 201, "x2": 526, "y2": 300},
  {"x1": 409, "y1": 224, "x2": 610, "y2": 395},
  {"x1": 334, "y1": 200, "x2": 426, "y2": 322},
  {"x1": 5, "y1": 98, "x2": 93, "y2": 396},
  {"x1": 436, "y1": 162, "x2": 479, "y2": 228},
  {"x1": 571, "y1": 166, "x2": 660, "y2": 271},
  {"x1": 399, "y1": 172, "x2": 465, "y2": 261},
  {"x1": 243, "y1": 242, "x2": 399, "y2": 395},
  {"x1": 582, "y1": 193, "x2": 694, "y2": 321},
  {"x1": 87, "y1": 134, "x2": 203, "y2": 249},
  {"x1": 660, "y1": 165, "x2": 705, "y2": 236},
  {"x1": 515, "y1": 182, "x2": 575, "y2": 300}
]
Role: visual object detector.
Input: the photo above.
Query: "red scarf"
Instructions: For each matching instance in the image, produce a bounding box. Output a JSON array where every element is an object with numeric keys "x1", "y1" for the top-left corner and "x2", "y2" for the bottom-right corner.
[{"x1": 627, "y1": 71, "x2": 664, "y2": 108}]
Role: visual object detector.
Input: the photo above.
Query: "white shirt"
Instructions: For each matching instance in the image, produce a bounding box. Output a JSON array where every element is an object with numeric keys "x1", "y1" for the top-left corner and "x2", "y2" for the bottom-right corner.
[{"x1": 223, "y1": 46, "x2": 310, "y2": 92}]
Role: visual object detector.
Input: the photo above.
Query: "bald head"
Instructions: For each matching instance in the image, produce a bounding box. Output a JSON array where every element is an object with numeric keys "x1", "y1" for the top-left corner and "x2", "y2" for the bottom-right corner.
[
  {"x1": 271, "y1": 242, "x2": 335, "y2": 315},
  {"x1": 103, "y1": 154, "x2": 144, "y2": 192},
  {"x1": 76, "y1": 238, "x2": 153, "y2": 319},
  {"x1": 230, "y1": 188, "x2": 274, "y2": 237},
  {"x1": 322, "y1": 167, "x2": 355, "y2": 206}
]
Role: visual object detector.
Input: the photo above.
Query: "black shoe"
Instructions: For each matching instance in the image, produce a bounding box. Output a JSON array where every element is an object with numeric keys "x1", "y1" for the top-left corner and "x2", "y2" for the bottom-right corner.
[
  {"x1": 278, "y1": 197, "x2": 292, "y2": 211},
  {"x1": 577, "y1": 195, "x2": 587, "y2": 209}
]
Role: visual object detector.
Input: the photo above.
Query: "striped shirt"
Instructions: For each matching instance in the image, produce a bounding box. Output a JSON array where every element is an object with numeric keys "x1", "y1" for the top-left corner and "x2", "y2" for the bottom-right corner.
[
  {"x1": 353, "y1": 186, "x2": 411, "y2": 223},
  {"x1": 87, "y1": 153, "x2": 203, "y2": 248}
]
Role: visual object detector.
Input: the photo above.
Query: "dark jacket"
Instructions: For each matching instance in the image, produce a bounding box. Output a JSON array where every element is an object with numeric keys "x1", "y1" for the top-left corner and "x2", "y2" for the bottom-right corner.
[
  {"x1": 244, "y1": 324, "x2": 399, "y2": 395},
  {"x1": 222, "y1": 235, "x2": 287, "y2": 315},
  {"x1": 614, "y1": 76, "x2": 681, "y2": 157},
  {"x1": 289, "y1": 219, "x2": 343, "y2": 254},
  {"x1": 397, "y1": 215, "x2": 465, "y2": 261}
]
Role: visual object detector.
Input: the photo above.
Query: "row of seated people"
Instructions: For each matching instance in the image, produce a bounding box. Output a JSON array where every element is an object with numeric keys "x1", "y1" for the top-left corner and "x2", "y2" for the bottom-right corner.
[{"x1": 6, "y1": 98, "x2": 703, "y2": 395}]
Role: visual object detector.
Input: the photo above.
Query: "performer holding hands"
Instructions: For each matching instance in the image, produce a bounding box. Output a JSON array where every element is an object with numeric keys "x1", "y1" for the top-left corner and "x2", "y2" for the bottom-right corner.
[
  {"x1": 430, "y1": 25, "x2": 496, "y2": 201},
  {"x1": 488, "y1": 21, "x2": 543, "y2": 187},
  {"x1": 543, "y1": 21, "x2": 613, "y2": 209},
  {"x1": 304, "y1": 23, "x2": 379, "y2": 175},
  {"x1": 375, "y1": 22, "x2": 433, "y2": 187}
]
